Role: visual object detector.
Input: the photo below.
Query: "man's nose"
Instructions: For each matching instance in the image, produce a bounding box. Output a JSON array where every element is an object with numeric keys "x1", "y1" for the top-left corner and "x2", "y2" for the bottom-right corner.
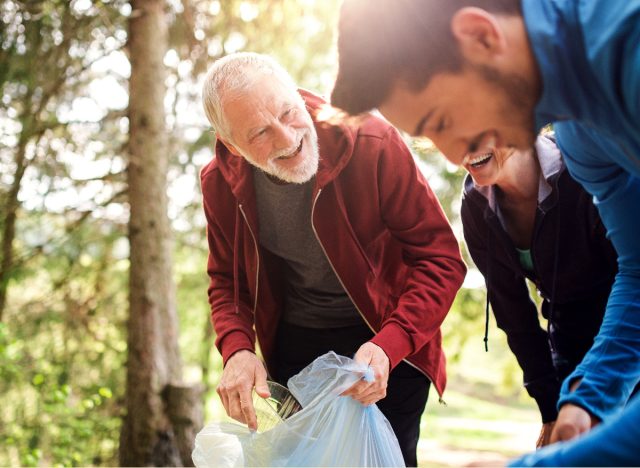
[{"x1": 273, "y1": 123, "x2": 298, "y2": 149}]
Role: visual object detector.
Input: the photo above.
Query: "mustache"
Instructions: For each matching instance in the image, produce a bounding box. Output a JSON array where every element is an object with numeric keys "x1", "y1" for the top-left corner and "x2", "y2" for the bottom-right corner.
[{"x1": 271, "y1": 136, "x2": 305, "y2": 159}]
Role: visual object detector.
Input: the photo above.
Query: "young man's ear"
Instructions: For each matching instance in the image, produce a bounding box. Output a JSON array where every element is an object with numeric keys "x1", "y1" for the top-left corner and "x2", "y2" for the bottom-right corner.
[
  {"x1": 450, "y1": 7, "x2": 506, "y2": 64},
  {"x1": 216, "y1": 134, "x2": 243, "y2": 158}
]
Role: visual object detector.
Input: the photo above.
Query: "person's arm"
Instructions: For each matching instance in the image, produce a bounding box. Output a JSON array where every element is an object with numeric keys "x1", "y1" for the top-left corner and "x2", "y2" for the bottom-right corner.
[
  {"x1": 370, "y1": 127, "x2": 467, "y2": 361},
  {"x1": 346, "y1": 126, "x2": 466, "y2": 403},
  {"x1": 201, "y1": 169, "x2": 269, "y2": 430},
  {"x1": 202, "y1": 187, "x2": 256, "y2": 363},
  {"x1": 460, "y1": 198, "x2": 560, "y2": 427},
  {"x1": 509, "y1": 395, "x2": 640, "y2": 466},
  {"x1": 553, "y1": 122, "x2": 640, "y2": 437}
]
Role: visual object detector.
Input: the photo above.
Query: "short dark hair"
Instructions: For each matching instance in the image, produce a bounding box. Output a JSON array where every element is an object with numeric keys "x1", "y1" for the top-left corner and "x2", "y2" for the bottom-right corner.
[{"x1": 331, "y1": 0, "x2": 522, "y2": 115}]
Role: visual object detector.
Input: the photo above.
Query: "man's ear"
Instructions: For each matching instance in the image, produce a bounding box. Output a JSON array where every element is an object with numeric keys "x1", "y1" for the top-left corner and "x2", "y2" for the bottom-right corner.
[
  {"x1": 451, "y1": 7, "x2": 506, "y2": 64},
  {"x1": 216, "y1": 134, "x2": 243, "y2": 158}
]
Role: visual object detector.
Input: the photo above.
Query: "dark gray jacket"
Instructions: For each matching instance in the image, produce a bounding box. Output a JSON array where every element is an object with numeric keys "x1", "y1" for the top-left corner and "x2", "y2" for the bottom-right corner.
[{"x1": 460, "y1": 134, "x2": 617, "y2": 422}]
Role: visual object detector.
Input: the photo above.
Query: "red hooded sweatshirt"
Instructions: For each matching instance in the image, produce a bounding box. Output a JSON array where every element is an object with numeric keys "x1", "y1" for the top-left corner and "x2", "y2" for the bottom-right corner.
[{"x1": 201, "y1": 90, "x2": 466, "y2": 396}]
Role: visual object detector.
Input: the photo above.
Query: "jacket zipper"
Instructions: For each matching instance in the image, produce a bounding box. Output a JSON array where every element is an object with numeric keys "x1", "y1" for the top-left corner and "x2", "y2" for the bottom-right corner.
[
  {"x1": 529, "y1": 206, "x2": 545, "y2": 281},
  {"x1": 310, "y1": 189, "x2": 444, "y2": 401},
  {"x1": 238, "y1": 204, "x2": 260, "y2": 314}
]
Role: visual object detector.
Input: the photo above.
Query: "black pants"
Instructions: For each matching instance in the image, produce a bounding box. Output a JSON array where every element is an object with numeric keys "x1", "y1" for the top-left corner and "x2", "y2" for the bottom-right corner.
[{"x1": 274, "y1": 321, "x2": 430, "y2": 467}]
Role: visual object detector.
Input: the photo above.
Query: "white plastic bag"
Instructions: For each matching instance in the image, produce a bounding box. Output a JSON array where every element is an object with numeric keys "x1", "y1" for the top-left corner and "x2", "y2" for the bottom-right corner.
[{"x1": 193, "y1": 351, "x2": 405, "y2": 467}]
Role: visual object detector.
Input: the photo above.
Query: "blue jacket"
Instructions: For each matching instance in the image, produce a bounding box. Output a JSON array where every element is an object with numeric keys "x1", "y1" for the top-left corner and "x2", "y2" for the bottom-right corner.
[
  {"x1": 509, "y1": 395, "x2": 640, "y2": 466},
  {"x1": 523, "y1": 0, "x2": 640, "y2": 421}
]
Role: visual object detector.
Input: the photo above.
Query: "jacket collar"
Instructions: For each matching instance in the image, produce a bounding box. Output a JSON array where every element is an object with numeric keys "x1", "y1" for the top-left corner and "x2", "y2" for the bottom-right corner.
[
  {"x1": 534, "y1": 133, "x2": 563, "y2": 203},
  {"x1": 213, "y1": 89, "x2": 356, "y2": 201}
]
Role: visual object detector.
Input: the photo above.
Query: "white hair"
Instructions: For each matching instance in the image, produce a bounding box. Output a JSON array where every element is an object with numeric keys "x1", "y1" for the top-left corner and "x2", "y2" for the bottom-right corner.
[{"x1": 201, "y1": 52, "x2": 300, "y2": 141}]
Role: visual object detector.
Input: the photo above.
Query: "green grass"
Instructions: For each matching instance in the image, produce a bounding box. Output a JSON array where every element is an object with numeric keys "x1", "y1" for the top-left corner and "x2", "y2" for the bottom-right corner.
[
  {"x1": 417, "y1": 327, "x2": 542, "y2": 466},
  {"x1": 418, "y1": 380, "x2": 540, "y2": 466}
]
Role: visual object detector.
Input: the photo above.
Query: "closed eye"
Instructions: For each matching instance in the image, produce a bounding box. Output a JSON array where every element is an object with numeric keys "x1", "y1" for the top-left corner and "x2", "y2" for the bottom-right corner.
[
  {"x1": 249, "y1": 128, "x2": 268, "y2": 142},
  {"x1": 434, "y1": 117, "x2": 449, "y2": 134},
  {"x1": 280, "y1": 107, "x2": 296, "y2": 121}
]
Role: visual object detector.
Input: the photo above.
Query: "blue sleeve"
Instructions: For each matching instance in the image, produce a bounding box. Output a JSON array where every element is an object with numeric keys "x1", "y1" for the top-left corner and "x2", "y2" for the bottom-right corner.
[
  {"x1": 508, "y1": 394, "x2": 640, "y2": 466},
  {"x1": 554, "y1": 122, "x2": 640, "y2": 420}
]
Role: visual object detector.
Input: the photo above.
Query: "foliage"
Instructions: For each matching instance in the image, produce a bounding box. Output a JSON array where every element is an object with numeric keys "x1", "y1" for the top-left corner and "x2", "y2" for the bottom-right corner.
[
  {"x1": 1, "y1": 0, "x2": 130, "y2": 465},
  {"x1": 0, "y1": 215, "x2": 127, "y2": 466},
  {"x1": 0, "y1": 0, "x2": 342, "y2": 465}
]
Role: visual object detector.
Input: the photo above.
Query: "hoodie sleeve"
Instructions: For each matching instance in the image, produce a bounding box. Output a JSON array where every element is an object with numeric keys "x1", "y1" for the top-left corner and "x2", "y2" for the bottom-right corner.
[
  {"x1": 555, "y1": 122, "x2": 640, "y2": 420},
  {"x1": 368, "y1": 127, "x2": 467, "y2": 367},
  {"x1": 201, "y1": 168, "x2": 256, "y2": 365},
  {"x1": 460, "y1": 195, "x2": 560, "y2": 422},
  {"x1": 508, "y1": 393, "x2": 640, "y2": 467}
]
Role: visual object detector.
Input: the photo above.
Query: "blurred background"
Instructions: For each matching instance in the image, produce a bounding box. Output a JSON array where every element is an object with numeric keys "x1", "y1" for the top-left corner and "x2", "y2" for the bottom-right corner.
[{"x1": 0, "y1": 0, "x2": 541, "y2": 466}]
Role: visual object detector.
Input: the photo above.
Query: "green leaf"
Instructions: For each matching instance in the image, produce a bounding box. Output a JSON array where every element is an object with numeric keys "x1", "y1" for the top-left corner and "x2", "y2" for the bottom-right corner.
[{"x1": 32, "y1": 374, "x2": 45, "y2": 386}]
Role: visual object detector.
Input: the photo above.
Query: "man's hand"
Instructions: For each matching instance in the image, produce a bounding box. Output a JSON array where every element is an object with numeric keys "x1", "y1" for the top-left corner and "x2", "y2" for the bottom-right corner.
[
  {"x1": 216, "y1": 350, "x2": 270, "y2": 431},
  {"x1": 550, "y1": 404, "x2": 599, "y2": 443},
  {"x1": 536, "y1": 421, "x2": 555, "y2": 448},
  {"x1": 341, "y1": 342, "x2": 390, "y2": 406},
  {"x1": 550, "y1": 378, "x2": 600, "y2": 443}
]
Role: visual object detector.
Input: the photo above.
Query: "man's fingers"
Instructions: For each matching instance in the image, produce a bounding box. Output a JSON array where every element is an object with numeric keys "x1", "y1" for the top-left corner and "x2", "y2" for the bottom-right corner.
[
  {"x1": 227, "y1": 393, "x2": 246, "y2": 424},
  {"x1": 343, "y1": 379, "x2": 387, "y2": 404},
  {"x1": 550, "y1": 423, "x2": 580, "y2": 443},
  {"x1": 354, "y1": 348, "x2": 374, "y2": 366},
  {"x1": 550, "y1": 404, "x2": 592, "y2": 443},
  {"x1": 341, "y1": 380, "x2": 364, "y2": 396},
  {"x1": 254, "y1": 371, "x2": 271, "y2": 399},
  {"x1": 351, "y1": 387, "x2": 386, "y2": 406},
  {"x1": 355, "y1": 386, "x2": 385, "y2": 403},
  {"x1": 217, "y1": 385, "x2": 231, "y2": 414},
  {"x1": 239, "y1": 394, "x2": 258, "y2": 431},
  {"x1": 360, "y1": 396, "x2": 380, "y2": 406},
  {"x1": 341, "y1": 374, "x2": 376, "y2": 395}
]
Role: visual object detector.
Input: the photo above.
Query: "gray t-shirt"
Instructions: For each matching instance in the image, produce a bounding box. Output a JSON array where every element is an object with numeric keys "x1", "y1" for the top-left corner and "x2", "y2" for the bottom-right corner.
[{"x1": 252, "y1": 168, "x2": 361, "y2": 328}]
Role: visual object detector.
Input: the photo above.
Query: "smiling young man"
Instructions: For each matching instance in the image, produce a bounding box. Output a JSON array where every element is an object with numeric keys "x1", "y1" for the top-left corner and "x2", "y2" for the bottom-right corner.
[
  {"x1": 200, "y1": 52, "x2": 466, "y2": 466},
  {"x1": 331, "y1": 0, "x2": 640, "y2": 455}
]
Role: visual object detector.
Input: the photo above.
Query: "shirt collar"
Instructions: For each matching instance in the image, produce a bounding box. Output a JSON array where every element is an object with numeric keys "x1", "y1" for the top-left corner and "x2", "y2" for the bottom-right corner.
[
  {"x1": 470, "y1": 134, "x2": 563, "y2": 211},
  {"x1": 535, "y1": 133, "x2": 563, "y2": 202}
]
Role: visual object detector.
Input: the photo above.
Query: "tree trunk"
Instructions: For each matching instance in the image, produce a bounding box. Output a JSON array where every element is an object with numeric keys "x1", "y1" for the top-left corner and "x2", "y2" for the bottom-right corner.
[
  {"x1": 0, "y1": 138, "x2": 28, "y2": 322},
  {"x1": 120, "y1": 1, "x2": 190, "y2": 465},
  {"x1": 164, "y1": 384, "x2": 205, "y2": 467}
]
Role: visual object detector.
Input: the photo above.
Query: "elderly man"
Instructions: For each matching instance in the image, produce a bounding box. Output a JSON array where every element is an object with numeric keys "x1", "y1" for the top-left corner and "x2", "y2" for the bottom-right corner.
[
  {"x1": 331, "y1": 0, "x2": 640, "y2": 455},
  {"x1": 200, "y1": 52, "x2": 465, "y2": 466}
]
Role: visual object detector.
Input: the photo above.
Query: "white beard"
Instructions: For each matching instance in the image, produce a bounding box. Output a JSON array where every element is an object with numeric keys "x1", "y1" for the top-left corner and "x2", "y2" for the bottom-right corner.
[{"x1": 246, "y1": 127, "x2": 320, "y2": 184}]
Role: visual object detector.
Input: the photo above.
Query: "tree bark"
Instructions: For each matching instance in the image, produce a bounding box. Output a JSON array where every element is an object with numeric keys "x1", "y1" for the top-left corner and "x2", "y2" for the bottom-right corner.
[
  {"x1": 120, "y1": 1, "x2": 189, "y2": 465},
  {"x1": 164, "y1": 384, "x2": 205, "y2": 467},
  {"x1": 0, "y1": 138, "x2": 28, "y2": 322}
]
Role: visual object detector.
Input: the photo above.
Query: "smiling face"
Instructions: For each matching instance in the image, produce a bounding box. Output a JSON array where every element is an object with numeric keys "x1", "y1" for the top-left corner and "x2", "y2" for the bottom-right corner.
[
  {"x1": 378, "y1": 65, "x2": 538, "y2": 166},
  {"x1": 219, "y1": 74, "x2": 319, "y2": 184},
  {"x1": 462, "y1": 145, "x2": 518, "y2": 187}
]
